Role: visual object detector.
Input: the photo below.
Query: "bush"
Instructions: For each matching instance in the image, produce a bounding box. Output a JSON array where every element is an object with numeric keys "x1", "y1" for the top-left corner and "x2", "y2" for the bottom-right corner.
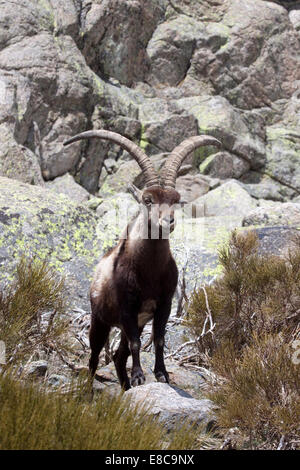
[
  {"x1": 186, "y1": 230, "x2": 300, "y2": 449},
  {"x1": 0, "y1": 372, "x2": 197, "y2": 450},
  {"x1": 0, "y1": 257, "x2": 71, "y2": 366}
]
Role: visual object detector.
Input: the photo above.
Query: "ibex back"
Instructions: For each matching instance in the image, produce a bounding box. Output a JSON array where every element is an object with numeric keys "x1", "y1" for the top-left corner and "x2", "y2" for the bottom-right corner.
[{"x1": 64, "y1": 130, "x2": 221, "y2": 390}]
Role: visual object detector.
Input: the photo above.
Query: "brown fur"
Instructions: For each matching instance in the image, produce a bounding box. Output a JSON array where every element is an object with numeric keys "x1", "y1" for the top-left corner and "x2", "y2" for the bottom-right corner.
[{"x1": 89, "y1": 187, "x2": 180, "y2": 389}]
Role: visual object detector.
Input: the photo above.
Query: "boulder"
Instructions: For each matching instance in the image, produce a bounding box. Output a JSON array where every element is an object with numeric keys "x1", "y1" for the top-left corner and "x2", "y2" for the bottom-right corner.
[
  {"x1": 240, "y1": 171, "x2": 295, "y2": 202},
  {"x1": 24, "y1": 360, "x2": 48, "y2": 377},
  {"x1": 200, "y1": 151, "x2": 250, "y2": 179},
  {"x1": 45, "y1": 173, "x2": 90, "y2": 204},
  {"x1": 192, "y1": 180, "x2": 257, "y2": 219},
  {"x1": 243, "y1": 202, "x2": 300, "y2": 227},
  {"x1": 197, "y1": 0, "x2": 300, "y2": 109},
  {"x1": 146, "y1": 15, "x2": 206, "y2": 87},
  {"x1": 289, "y1": 7, "x2": 300, "y2": 31},
  {"x1": 0, "y1": 177, "x2": 103, "y2": 310},
  {"x1": 176, "y1": 96, "x2": 266, "y2": 169},
  {"x1": 175, "y1": 174, "x2": 218, "y2": 203},
  {"x1": 265, "y1": 126, "x2": 300, "y2": 195},
  {"x1": 81, "y1": 0, "x2": 165, "y2": 86},
  {"x1": 0, "y1": 124, "x2": 44, "y2": 185},
  {"x1": 125, "y1": 382, "x2": 215, "y2": 431}
]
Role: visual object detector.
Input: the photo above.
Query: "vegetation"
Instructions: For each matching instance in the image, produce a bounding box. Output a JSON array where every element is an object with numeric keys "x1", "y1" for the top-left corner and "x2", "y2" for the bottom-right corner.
[
  {"x1": 0, "y1": 257, "x2": 202, "y2": 450},
  {"x1": 186, "y1": 230, "x2": 300, "y2": 449},
  {"x1": 0, "y1": 257, "x2": 71, "y2": 366},
  {"x1": 0, "y1": 372, "x2": 198, "y2": 450}
]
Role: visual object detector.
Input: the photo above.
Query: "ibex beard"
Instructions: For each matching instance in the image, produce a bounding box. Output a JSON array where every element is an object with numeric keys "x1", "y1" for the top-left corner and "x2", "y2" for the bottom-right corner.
[{"x1": 64, "y1": 130, "x2": 221, "y2": 390}]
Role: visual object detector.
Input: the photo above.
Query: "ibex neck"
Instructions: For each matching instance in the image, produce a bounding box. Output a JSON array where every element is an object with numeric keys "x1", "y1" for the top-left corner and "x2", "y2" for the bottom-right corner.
[{"x1": 126, "y1": 214, "x2": 172, "y2": 266}]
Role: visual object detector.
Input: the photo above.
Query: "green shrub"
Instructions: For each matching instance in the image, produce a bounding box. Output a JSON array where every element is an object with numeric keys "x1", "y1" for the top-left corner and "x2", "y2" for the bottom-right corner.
[
  {"x1": 0, "y1": 372, "x2": 198, "y2": 450},
  {"x1": 186, "y1": 230, "x2": 300, "y2": 449},
  {"x1": 0, "y1": 257, "x2": 71, "y2": 366}
]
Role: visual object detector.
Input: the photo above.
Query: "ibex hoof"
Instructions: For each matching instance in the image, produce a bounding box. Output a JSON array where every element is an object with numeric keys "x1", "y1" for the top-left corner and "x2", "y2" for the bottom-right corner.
[
  {"x1": 155, "y1": 372, "x2": 169, "y2": 383},
  {"x1": 131, "y1": 370, "x2": 145, "y2": 387}
]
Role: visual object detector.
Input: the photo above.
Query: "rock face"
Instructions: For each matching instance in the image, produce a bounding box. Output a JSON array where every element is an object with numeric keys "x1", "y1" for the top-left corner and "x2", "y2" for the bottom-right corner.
[
  {"x1": 0, "y1": 176, "x2": 103, "y2": 310},
  {"x1": 0, "y1": 0, "x2": 299, "y2": 298},
  {"x1": 125, "y1": 382, "x2": 215, "y2": 431},
  {"x1": 0, "y1": 0, "x2": 298, "y2": 201}
]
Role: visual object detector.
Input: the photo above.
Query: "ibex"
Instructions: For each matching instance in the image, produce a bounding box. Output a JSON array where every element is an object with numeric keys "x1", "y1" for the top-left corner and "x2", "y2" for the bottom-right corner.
[{"x1": 64, "y1": 130, "x2": 221, "y2": 390}]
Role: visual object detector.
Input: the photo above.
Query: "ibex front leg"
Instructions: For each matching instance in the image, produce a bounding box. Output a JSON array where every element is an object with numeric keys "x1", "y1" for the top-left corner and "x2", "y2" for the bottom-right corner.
[
  {"x1": 153, "y1": 298, "x2": 172, "y2": 383},
  {"x1": 121, "y1": 311, "x2": 145, "y2": 387}
]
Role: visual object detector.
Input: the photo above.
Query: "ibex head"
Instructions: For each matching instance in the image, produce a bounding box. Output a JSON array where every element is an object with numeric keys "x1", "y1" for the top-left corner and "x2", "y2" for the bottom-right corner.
[{"x1": 64, "y1": 130, "x2": 221, "y2": 236}]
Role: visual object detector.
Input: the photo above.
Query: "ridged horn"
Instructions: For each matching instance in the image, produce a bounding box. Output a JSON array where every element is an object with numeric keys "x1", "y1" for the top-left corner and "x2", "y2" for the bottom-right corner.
[
  {"x1": 162, "y1": 135, "x2": 222, "y2": 189},
  {"x1": 63, "y1": 130, "x2": 160, "y2": 188}
]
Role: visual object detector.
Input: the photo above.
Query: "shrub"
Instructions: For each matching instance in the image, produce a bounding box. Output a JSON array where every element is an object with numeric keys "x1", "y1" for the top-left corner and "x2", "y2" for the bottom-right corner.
[
  {"x1": 186, "y1": 230, "x2": 300, "y2": 449},
  {"x1": 0, "y1": 372, "x2": 198, "y2": 450},
  {"x1": 0, "y1": 257, "x2": 71, "y2": 366}
]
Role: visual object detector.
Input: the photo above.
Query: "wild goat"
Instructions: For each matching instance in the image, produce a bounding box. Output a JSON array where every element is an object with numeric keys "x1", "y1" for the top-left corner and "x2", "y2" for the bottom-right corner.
[{"x1": 64, "y1": 130, "x2": 221, "y2": 390}]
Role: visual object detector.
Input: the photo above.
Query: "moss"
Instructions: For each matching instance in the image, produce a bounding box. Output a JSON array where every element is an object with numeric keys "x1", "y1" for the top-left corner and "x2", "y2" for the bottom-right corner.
[{"x1": 139, "y1": 123, "x2": 149, "y2": 151}]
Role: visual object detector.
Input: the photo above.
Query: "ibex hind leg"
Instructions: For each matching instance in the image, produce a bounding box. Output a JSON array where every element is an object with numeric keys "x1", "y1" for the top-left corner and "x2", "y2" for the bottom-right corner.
[
  {"x1": 113, "y1": 331, "x2": 131, "y2": 391},
  {"x1": 89, "y1": 317, "x2": 110, "y2": 377}
]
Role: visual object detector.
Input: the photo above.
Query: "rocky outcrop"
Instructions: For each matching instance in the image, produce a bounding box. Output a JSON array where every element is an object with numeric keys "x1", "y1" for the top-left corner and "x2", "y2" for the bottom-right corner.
[
  {"x1": 0, "y1": 176, "x2": 103, "y2": 310},
  {"x1": 0, "y1": 0, "x2": 300, "y2": 298},
  {"x1": 125, "y1": 382, "x2": 215, "y2": 431}
]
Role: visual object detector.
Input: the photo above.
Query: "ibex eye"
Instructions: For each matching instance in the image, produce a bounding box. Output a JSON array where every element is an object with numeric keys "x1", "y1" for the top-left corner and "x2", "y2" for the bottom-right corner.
[{"x1": 144, "y1": 198, "x2": 152, "y2": 205}]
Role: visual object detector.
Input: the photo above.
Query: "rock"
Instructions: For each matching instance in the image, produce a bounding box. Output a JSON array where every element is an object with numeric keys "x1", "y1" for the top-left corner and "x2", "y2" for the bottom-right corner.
[
  {"x1": 146, "y1": 15, "x2": 206, "y2": 87},
  {"x1": 240, "y1": 171, "x2": 295, "y2": 202},
  {"x1": 0, "y1": 177, "x2": 103, "y2": 310},
  {"x1": 195, "y1": 0, "x2": 300, "y2": 109},
  {"x1": 139, "y1": 97, "x2": 198, "y2": 155},
  {"x1": 99, "y1": 160, "x2": 143, "y2": 197},
  {"x1": 125, "y1": 382, "x2": 215, "y2": 431},
  {"x1": 200, "y1": 151, "x2": 250, "y2": 179},
  {"x1": 47, "y1": 374, "x2": 69, "y2": 387},
  {"x1": 45, "y1": 174, "x2": 90, "y2": 204},
  {"x1": 192, "y1": 180, "x2": 257, "y2": 219},
  {"x1": 0, "y1": 124, "x2": 44, "y2": 185},
  {"x1": 81, "y1": 0, "x2": 165, "y2": 86},
  {"x1": 176, "y1": 96, "x2": 266, "y2": 169},
  {"x1": 175, "y1": 174, "x2": 211, "y2": 203},
  {"x1": 48, "y1": 0, "x2": 79, "y2": 38},
  {"x1": 0, "y1": 23, "x2": 105, "y2": 181},
  {"x1": 244, "y1": 225, "x2": 300, "y2": 257},
  {"x1": 242, "y1": 202, "x2": 300, "y2": 227},
  {"x1": 24, "y1": 360, "x2": 48, "y2": 377},
  {"x1": 265, "y1": 126, "x2": 300, "y2": 195},
  {"x1": 289, "y1": 7, "x2": 300, "y2": 30}
]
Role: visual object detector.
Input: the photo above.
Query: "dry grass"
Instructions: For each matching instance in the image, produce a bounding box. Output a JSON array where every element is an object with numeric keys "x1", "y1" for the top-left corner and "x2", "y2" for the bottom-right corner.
[
  {"x1": 0, "y1": 372, "x2": 200, "y2": 450},
  {"x1": 186, "y1": 230, "x2": 300, "y2": 449},
  {"x1": 0, "y1": 257, "x2": 71, "y2": 366}
]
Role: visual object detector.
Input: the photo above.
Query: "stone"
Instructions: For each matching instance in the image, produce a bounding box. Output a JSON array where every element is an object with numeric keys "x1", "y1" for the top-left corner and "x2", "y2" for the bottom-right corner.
[
  {"x1": 47, "y1": 374, "x2": 69, "y2": 387},
  {"x1": 0, "y1": 177, "x2": 104, "y2": 310},
  {"x1": 240, "y1": 171, "x2": 295, "y2": 202},
  {"x1": 197, "y1": 0, "x2": 300, "y2": 109},
  {"x1": 146, "y1": 15, "x2": 206, "y2": 87},
  {"x1": 0, "y1": 124, "x2": 44, "y2": 185},
  {"x1": 45, "y1": 173, "x2": 90, "y2": 204},
  {"x1": 289, "y1": 7, "x2": 300, "y2": 31},
  {"x1": 81, "y1": 0, "x2": 165, "y2": 86},
  {"x1": 242, "y1": 202, "x2": 300, "y2": 227},
  {"x1": 175, "y1": 174, "x2": 212, "y2": 203},
  {"x1": 200, "y1": 151, "x2": 250, "y2": 179},
  {"x1": 176, "y1": 96, "x2": 266, "y2": 169},
  {"x1": 24, "y1": 360, "x2": 48, "y2": 377},
  {"x1": 192, "y1": 180, "x2": 257, "y2": 219},
  {"x1": 265, "y1": 126, "x2": 300, "y2": 195},
  {"x1": 125, "y1": 382, "x2": 215, "y2": 431}
]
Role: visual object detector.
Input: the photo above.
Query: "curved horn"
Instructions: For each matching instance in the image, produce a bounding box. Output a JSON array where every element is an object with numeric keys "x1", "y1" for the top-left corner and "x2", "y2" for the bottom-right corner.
[
  {"x1": 162, "y1": 135, "x2": 222, "y2": 189},
  {"x1": 63, "y1": 130, "x2": 160, "y2": 188}
]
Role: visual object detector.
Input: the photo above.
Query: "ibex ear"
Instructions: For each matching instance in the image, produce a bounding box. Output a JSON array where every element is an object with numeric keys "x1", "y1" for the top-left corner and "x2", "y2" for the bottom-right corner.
[{"x1": 127, "y1": 184, "x2": 143, "y2": 203}]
